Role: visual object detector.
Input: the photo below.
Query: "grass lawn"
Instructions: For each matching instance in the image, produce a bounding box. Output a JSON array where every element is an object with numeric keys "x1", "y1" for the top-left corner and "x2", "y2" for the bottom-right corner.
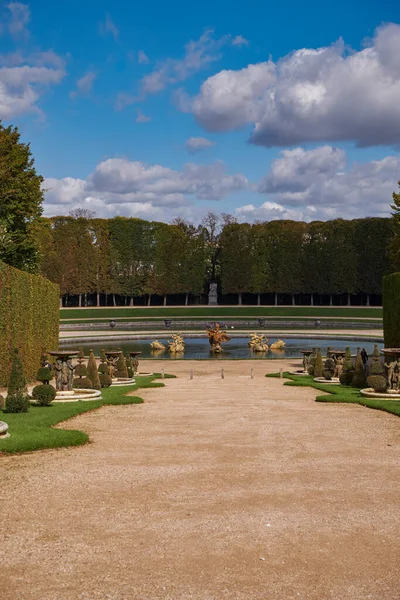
[
  {"x1": 60, "y1": 306, "x2": 383, "y2": 321},
  {"x1": 266, "y1": 372, "x2": 400, "y2": 418},
  {"x1": 0, "y1": 373, "x2": 174, "y2": 455}
]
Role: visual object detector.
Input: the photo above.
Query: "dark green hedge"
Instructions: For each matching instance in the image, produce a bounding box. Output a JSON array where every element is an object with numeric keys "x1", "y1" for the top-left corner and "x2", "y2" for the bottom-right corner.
[
  {"x1": 383, "y1": 272, "x2": 400, "y2": 348},
  {"x1": 0, "y1": 260, "x2": 59, "y2": 385}
]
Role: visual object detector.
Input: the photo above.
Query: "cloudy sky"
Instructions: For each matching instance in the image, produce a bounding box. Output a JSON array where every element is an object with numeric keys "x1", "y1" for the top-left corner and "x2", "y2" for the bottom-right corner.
[{"x1": 1, "y1": 0, "x2": 399, "y2": 223}]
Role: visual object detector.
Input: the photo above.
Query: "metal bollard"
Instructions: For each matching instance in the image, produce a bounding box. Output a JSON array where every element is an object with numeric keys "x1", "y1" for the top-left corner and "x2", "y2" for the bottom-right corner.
[
  {"x1": 221, "y1": 368, "x2": 225, "y2": 380},
  {"x1": 161, "y1": 369, "x2": 164, "y2": 380},
  {"x1": 279, "y1": 367, "x2": 283, "y2": 379},
  {"x1": 251, "y1": 368, "x2": 254, "y2": 379},
  {"x1": 190, "y1": 369, "x2": 193, "y2": 380}
]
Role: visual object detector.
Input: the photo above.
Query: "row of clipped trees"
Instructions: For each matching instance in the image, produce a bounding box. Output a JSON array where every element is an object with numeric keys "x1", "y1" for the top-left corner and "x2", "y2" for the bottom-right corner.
[{"x1": 34, "y1": 214, "x2": 395, "y2": 307}]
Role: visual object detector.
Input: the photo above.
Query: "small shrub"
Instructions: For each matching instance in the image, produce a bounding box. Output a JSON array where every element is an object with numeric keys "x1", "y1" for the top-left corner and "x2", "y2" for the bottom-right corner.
[
  {"x1": 323, "y1": 357, "x2": 335, "y2": 380},
  {"x1": 127, "y1": 366, "x2": 134, "y2": 378},
  {"x1": 74, "y1": 364, "x2": 88, "y2": 377},
  {"x1": 5, "y1": 392, "x2": 30, "y2": 413},
  {"x1": 339, "y1": 372, "x2": 354, "y2": 386},
  {"x1": 99, "y1": 373, "x2": 112, "y2": 388},
  {"x1": 73, "y1": 377, "x2": 92, "y2": 389},
  {"x1": 367, "y1": 375, "x2": 387, "y2": 392},
  {"x1": 98, "y1": 363, "x2": 108, "y2": 374},
  {"x1": 36, "y1": 366, "x2": 53, "y2": 384},
  {"x1": 32, "y1": 384, "x2": 57, "y2": 406},
  {"x1": 370, "y1": 344, "x2": 384, "y2": 375}
]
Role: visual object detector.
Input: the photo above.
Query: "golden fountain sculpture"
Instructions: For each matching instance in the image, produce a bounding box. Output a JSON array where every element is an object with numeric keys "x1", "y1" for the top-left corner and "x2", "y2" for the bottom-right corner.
[{"x1": 207, "y1": 323, "x2": 231, "y2": 354}]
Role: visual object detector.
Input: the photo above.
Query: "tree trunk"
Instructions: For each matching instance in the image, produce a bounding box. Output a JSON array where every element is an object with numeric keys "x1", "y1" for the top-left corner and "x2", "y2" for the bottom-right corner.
[
  {"x1": 310, "y1": 293, "x2": 314, "y2": 306},
  {"x1": 79, "y1": 294, "x2": 82, "y2": 308},
  {"x1": 330, "y1": 294, "x2": 333, "y2": 306},
  {"x1": 347, "y1": 293, "x2": 351, "y2": 306},
  {"x1": 84, "y1": 293, "x2": 87, "y2": 307},
  {"x1": 113, "y1": 294, "x2": 116, "y2": 307},
  {"x1": 366, "y1": 294, "x2": 370, "y2": 307},
  {"x1": 97, "y1": 292, "x2": 100, "y2": 307},
  {"x1": 130, "y1": 296, "x2": 134, "y2": 307},
  {"x1": 185, "y1": 292, "x2": 189, "y2": 306},
  {"x1": 257, "y1": 293, "x2": 260, "y2": 306},
  {"x1": 274, "y1": 292, "x2": 278, "y2": 306},
  {"x1": 59, "y1": 296, "x2": 63, "y2": 308},
  {"x1": 105, "y1": 293, "x2": 107, "y2": 306},
  {"x1": 292, "y1": 294, "x2": 295, "y2": 306},
  {"x1": 148, "y1": 294, "x2": 151, "y2": 306},
  {"x1": 163, "y1": 295, "x2": 167, "y2": 306},
  {"x1": 238, "y1": 292, "x2": 242, "y2": 305}
]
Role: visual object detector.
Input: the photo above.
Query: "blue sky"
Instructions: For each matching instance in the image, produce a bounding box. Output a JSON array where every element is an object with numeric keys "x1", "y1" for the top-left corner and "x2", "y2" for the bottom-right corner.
[{"x1": 1, "y1": 0, "x2": 400, "y2": 223}]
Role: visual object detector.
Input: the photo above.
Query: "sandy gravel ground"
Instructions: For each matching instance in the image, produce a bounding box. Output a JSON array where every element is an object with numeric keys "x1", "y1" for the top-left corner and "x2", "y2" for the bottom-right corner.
[{"x1": 1, "y1": 359, "x2": 399, "y2": 600}]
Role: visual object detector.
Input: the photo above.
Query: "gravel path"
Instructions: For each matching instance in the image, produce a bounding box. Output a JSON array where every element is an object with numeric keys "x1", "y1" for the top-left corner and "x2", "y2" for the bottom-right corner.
[{"x1": 1, "y1": 359, "x2": 399, "y2": 600}]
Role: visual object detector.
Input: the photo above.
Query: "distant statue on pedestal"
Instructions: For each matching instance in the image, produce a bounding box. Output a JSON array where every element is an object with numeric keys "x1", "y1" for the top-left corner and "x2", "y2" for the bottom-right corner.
[{"x1": 208, "y1": 282, "x2": 218, "y2": 306}]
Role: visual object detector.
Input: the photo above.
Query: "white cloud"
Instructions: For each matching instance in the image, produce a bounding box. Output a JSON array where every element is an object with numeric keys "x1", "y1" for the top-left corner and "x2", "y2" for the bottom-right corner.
[
  {"x1": 189, "y1": 23, "x2": 400, "y2": 148},
  {"x1": 236, "y1": 146, "x2": 400, "y2": 222},
  {"x1": 115, "y1": 92, "x2": 135, "y2": 111},
  {"x1": 232, "y1": 35, "x2": 249, "y2": 47},
  {"x1": 6, "y1": 2, "x2": 30, "y2": 40},
  {"x1": 44, "y1": 158, "x2": 248, "y2": 220},
  {"x1": 185, "y1": 136, "x2": 216, "y2": 154},
  {"x1": 0, "y1": 64, "x2": 65, "y2": 118},
  {"x1": 136, "y1": 108, "x2": 151, "y2": 122},
  {"x1": 70, "y1": 71, "x2": 96, "y2": 99},
  {"x1": 138, "y1": 50, "x2": 150, "y2": 64},
  {"x1": 99, "y1": 13, "x2": 119, "y2": 40}
]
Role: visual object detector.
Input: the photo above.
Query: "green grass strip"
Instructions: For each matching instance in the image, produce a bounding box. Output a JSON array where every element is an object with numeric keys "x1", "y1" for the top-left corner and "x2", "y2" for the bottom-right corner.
[
  {"x1": 266, "y1": 372, "x2": 400, "y2": 418},
  {"x1": 60, "y1": 306, "x2": 383, "y2": 320},
  {"x1": 0, "y1": 373, "x2": 175, "y2": 455}
]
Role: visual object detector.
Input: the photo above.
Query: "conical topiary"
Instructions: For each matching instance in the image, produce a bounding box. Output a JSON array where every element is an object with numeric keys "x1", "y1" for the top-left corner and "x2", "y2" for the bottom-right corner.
[
  {"x1": 114, "y1": 352, "x2": 129, "y2": 378},
  {"x1": 339, "y1": 347, "x2": 354, "y2": 385},
  {"x1": 314, "y1": 348, "x2": 324, "y2": 378},
  {"x1": 352, "y1": 348, "x2": 367, "y2": 388},
  {"x1": 87, "y1": 349, "x2": 101, "y2": 390},
  {"x1": 73, "y1": 348, "x2": 92, "y2": 389},
  {"x1": 5, "y1": 348, "x2": 30, "y2": 413}
]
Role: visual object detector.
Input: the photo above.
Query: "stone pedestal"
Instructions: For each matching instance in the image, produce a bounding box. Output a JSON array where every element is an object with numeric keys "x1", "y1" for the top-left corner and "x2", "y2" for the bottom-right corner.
[{"x1": 208, "y1": 282, "x2": 218, "y2": 306}]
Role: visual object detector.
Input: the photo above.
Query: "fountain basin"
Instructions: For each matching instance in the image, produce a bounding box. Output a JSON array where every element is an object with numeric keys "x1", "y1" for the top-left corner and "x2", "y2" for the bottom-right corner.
[
  {"x1": 360, "y1": 388, "x2": 400, "y2": 400},
  {"x1": 52, "y1": 389, "x2": 102, "y2": 402}
]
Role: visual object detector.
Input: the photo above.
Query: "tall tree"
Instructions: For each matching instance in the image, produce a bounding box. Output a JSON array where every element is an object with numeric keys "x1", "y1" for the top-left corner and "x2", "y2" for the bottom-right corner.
[
  {"x1": 390, "y1": 181, "x2": 400, "y2": 270},
  {"x1": 248, "y1": 223, "x2": 272, "y2": 305},
  {"x1": 0, "y1": 123, "x2": 44, "y2": 273},
  {"x1": 220, "y1": 222, "x2": 252, "y2": 304}
]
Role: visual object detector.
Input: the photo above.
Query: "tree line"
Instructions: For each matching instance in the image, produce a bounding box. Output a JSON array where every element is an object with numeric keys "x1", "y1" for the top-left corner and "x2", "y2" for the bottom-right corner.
[{"x1": 32, "y1": 213, "x2": 394, "y2": 307}]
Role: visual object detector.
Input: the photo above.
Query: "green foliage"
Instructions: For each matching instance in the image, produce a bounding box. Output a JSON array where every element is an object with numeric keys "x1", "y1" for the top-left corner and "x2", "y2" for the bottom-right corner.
[
  {"x1": 307, "y1": 348, "x2": 317, "y2": 376},
  {"x1": 314, "y1": 348, "x2": 324, "y2": 378},
  {"x1": 73, "y1": 377, "x2": 92, "y2": 389},
  {"x1": 98, "y1": 363, "x2": 108, "y2": 374},
  {"x1": 5, "y1": 392, "x2": 30, "y2": 413},
  {"x1": 0, "y1": 123, "x2": 44, "y2": 273},
  {"x1": 352, "y1": 349, "x2": 367, "y2": 388},
  {"x1": 383, "y1": 272, "x2": 400, "y2": 348},
  {"x1": 370, "y1": 344, "x2": 384, "y2": 375},
  {"x1": 220, "y1": 222, "x2": 252, "y2": 298},
  {"x1": 114, "y1": 353, "x2": 129, "y2": 378},
  {"x1": 0, "y1": 260, "x2": 59, "y2": 386},
  {"x1": 32, "y1": 384, "x2": 56, "y2": 406},
  {"x1": 99, "y1": 373, "x2": 112, "y2": 388},
  {"x1": 74, "y1": 364, "x2": 88, "y2": 377},
  {"x1": 323, "y1": 357, "x2": 335, "y2": 380},
  {"x1": 366, "y1": 375, "x2": 387, "y2": 392},
  {"x1": 36, "y1": 367, "x2": 53, "y2": 384},
  {"x1": 87, "y1": 349, "x2": 101, "y2": 390},
  {"x1": 339, "y1": 347, "x2": 355, "y2": 385}
]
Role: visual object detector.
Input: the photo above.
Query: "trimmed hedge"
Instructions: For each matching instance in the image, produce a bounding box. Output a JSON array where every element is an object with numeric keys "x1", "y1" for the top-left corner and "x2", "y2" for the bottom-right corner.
[
  {"x1": 0, "y1": 260, "x2": 59, "y2": 386},
  {"x1": 383, "y1": 272, "x2": 400, "y2": 348}
]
